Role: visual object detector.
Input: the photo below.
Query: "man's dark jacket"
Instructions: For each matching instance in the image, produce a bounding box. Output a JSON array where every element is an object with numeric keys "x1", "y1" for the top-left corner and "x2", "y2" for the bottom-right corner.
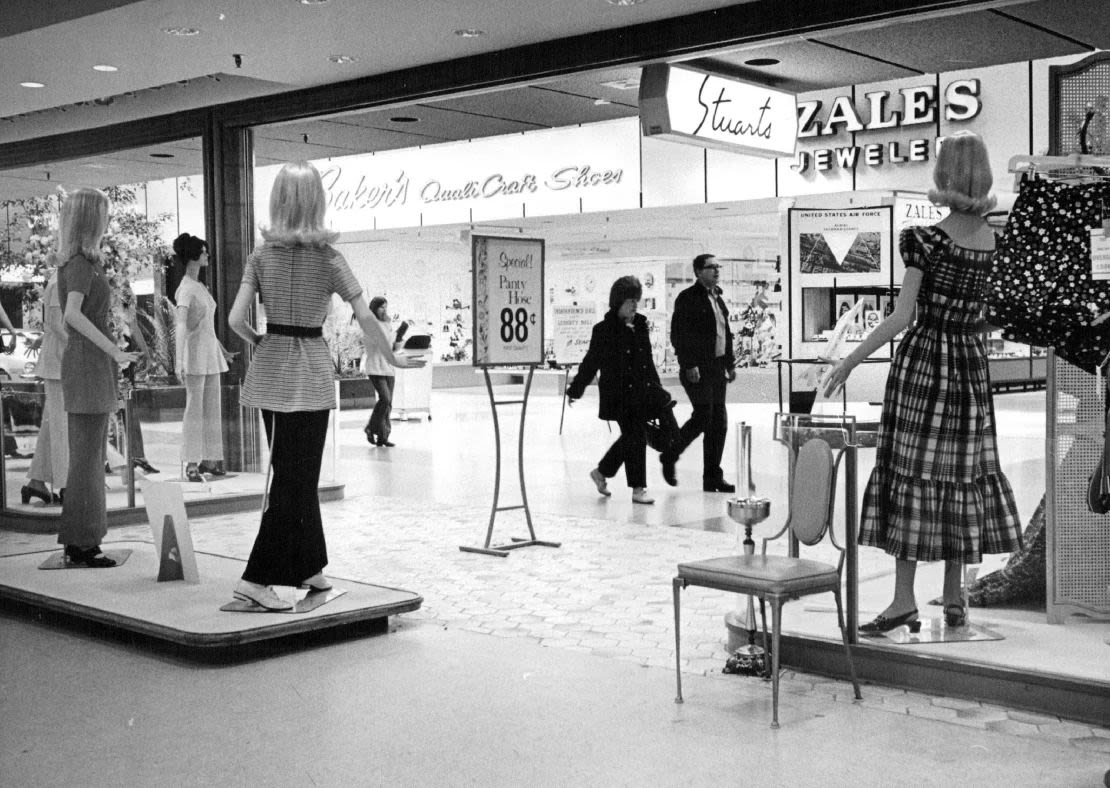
[
  {"x1": 567, "y1": 311, "x2": 660, "y2": 422},
  {"x1": 670, "y1": 282, "x2": 735, "y2": 376}
]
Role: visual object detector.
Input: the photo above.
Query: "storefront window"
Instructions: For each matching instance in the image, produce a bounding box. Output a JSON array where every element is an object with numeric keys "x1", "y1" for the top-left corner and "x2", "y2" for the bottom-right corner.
[{"x1": 0, "y1": 140, "x2": 332, "y2": 516}]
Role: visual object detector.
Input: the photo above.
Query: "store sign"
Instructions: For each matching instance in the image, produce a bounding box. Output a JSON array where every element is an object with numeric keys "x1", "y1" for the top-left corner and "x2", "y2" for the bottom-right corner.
[
  {"x1": 639, "y1": 64, "x2": 798, "y2": 157},
  {"x1": 472, "y1": 235, "x2": 545, "y2": 366},
  {"x1": 552, "y1": 304, "x2": 597, "y2": 365},
  {"x1": 894, "y1": 195, "x2": 948, "y2": 234},
  {"x1": 790, "y1": 79, "x2": 981, "y2": 174},
  {"x1": 253, "y1": 120, "x2": 640, "y2": 231}
]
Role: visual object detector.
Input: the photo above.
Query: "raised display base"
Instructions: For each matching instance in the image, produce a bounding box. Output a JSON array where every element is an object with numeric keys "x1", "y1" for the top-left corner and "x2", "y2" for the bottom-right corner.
[{"x1": 0, "y1": 540, "x2": 421, "y2": 658}]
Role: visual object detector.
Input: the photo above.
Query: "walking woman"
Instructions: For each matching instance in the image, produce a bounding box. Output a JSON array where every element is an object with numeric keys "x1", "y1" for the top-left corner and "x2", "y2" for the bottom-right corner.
[
  {"x1": 228, "y1": 161, "x2": 423, "y2": 610},
  {"x1": 823, "y1": 131, "x2": 1023, "y2": 633},
  {"x1": 172, "y1": 232, "x2": 234, "y2": 481},
  {"x1": 567, "y1": 276, "x2": 679, "y2": 505},
  {"x1": 361, "y1": 296, "x2": 402, "y2": 447},
  {"x1": 56, "y1": 189, "x2": 140, "y2": 567}
]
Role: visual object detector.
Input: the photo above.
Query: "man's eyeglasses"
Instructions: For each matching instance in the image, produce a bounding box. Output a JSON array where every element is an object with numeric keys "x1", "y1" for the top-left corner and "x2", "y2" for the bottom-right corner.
[{"x1": 699, "y1": 264, "x2": 721, "y2": 271}]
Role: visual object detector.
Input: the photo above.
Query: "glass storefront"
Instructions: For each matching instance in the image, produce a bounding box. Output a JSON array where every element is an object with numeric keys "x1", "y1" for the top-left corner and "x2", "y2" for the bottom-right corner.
[{"x1": 0, "y1": 138, "x2": 339, "y2": 518}]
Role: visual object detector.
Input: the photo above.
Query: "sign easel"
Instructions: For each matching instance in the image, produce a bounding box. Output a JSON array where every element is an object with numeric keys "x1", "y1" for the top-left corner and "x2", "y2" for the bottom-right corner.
[
  {"x1": 461, "y1": 235, "x2": 561, "y2": 557},
  {"x1": 551, "y1": 304, "x2": 596, "y2": 435}
]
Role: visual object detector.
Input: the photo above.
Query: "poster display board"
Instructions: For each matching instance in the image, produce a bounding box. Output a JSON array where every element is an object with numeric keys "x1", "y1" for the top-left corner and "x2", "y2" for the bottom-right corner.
[
  {"x1": 551, "y1": 304, "x2": 597, "y2": 365},
  {"x1": 472, "y1": 235, "x2": 545, "y2": 366},
  {"x1": 789, "y1": 207, "x2": 893, "y2": 287}
]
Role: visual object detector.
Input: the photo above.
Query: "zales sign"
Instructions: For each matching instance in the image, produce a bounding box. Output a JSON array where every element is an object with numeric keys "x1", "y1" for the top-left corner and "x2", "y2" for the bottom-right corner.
[
  {"x1": 638, "y1": 63, "x2": 798, "y2": 157},
  {"x1": 790, "y1": 79, "x2": 982, "y2": 173}
]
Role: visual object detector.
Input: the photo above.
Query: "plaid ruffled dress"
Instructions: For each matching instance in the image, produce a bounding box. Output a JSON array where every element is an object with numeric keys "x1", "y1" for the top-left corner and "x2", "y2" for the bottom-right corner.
[{"x1": 858, "y1": 226, "x2": 1023, "y2": 563}]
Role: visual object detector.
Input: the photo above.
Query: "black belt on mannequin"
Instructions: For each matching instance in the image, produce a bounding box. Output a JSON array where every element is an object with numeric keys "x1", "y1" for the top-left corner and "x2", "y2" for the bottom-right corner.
[{"x1": 266, "y1": 323, "x2": 323, "y2": 338}]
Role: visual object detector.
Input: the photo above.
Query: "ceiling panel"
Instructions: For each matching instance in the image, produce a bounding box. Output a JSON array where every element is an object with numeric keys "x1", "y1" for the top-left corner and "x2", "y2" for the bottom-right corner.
[
  {"x1": 1002, "y1": 0, "x2": 1110, "y2": 49},
  {"x1": 258, "y1": 119, "x2": 446, "y2": 154},
  {"x1": 692, "y1": 37, "x2": 923, "y2": 93},
  {"x1": 541, "y1": 67, "x2": 645, "y2": 104},
  {"x1": 429, "y1": 86, "x2": 637, "y2": 130},
  {"x1": 814, "y1": 11, "x2": 1091, "y2": 75}
]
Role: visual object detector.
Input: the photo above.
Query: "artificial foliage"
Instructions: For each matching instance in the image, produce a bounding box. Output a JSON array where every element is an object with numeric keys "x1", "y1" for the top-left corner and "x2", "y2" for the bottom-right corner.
[{"x1": 0, "y1": 186, "x2": 172, "y2": 373}]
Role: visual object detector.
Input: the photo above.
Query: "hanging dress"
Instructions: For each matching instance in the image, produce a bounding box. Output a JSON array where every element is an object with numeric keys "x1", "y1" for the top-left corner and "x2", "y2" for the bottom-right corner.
[
  {"x1": 988, "y1": 176, "x2": 1110, "y2": 372},
  {"x1": 859, "y1": 226, "x2": 1023, "y2": 563}
]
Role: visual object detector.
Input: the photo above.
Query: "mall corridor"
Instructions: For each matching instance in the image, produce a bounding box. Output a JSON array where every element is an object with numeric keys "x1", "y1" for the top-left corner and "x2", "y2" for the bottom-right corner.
[{"x1": 2, "y1": 387, "x2": 1109, "y2": 787}]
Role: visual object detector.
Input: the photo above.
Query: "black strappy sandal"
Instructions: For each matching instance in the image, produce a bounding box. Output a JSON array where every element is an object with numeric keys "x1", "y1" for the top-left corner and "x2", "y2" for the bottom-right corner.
[
  {"x1": 944, "y1": 604, "x2": 967, "y2": 628},
  {"x1": 64, "y1": 545, "x2": 117, "y2": 568}
]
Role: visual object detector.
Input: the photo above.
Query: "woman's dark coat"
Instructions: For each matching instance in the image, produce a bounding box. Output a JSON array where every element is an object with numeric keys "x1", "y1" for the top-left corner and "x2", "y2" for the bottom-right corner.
[{"x1": 566, "y1": 311, "x2": 661, "y2": 422}]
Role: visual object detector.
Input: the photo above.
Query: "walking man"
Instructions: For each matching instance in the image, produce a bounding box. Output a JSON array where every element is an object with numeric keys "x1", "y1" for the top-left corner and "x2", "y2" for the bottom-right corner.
[{"x1": 665, "y1": 253, "x2": 736, "y2": 492}]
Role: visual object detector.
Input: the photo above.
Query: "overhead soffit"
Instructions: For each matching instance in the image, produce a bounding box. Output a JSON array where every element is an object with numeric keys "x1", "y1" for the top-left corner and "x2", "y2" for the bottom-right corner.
[
  {"x1": 1000, "y1": 0, "x2": 1110, "y2": 49},
  {"x1": 811, "y1": 10, "x2": 1091, "y2": 74},
  {"x1": 690, "y1": 38, "x2": 925, "y2": 93}
]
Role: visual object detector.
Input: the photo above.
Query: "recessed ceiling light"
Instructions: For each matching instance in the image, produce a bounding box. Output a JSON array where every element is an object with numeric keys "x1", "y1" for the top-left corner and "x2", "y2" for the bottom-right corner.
[
  {"x1": 593, "y1": 98, "x2": 611, "y2": 106},
  {"x1": 149, "y1": 153, "x2": 176, "y2": 158},
  {"x1": 20, "y1": 81, "x2": 45, "y2": 88},
  {"x1": 599, "y1": 77, "x2": 639, "y2": 90},
  {"x1": 606, "y1": 0, "x2": 648, "y2": 5},
  {"x1": 390, "y1": 116, "x2": 419, "y2": 123},
  {"x1": 454, "y1": 29, "x2": 485, "y2": 38},
  {"x1": 328, "y1": 54, "x2": 356, "y2": 64},
  {"x1": 744, "y1": 57, "x2": 780, "y2": 67},
  {"x1": 162, "y1": 27, "x2": 201, "y2": 36},
  {"x1": 92, "y1": 64, "x2": 118, "y2": 72},
  {"x1": 298, "y1": 0, "x2": 331, "y2": 4}
]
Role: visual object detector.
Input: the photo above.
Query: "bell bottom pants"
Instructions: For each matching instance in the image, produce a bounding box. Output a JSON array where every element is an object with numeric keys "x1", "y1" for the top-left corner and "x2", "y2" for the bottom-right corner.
[
  {"x1": 241, "y1": 408, "x2": 331, "y2": 587},
  {"x1": 57, "y1": 412, "x2": 109, "y2": 548},
  {"x1": 28, "y1": 380, "x2": 68, "y2": 490},
  {"x1": 181, "y1": 373, "x2": 223, "y2": 464}
]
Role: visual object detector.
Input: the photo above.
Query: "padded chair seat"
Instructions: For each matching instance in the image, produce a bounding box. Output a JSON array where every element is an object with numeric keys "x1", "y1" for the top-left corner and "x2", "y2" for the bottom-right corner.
[{"x1": 677, "y1": 555, "x2": 839, "y2": 597}]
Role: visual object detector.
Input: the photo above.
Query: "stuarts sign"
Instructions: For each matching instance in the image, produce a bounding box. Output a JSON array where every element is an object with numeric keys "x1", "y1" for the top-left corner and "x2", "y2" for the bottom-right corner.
[
  {"x1": 639, "y1": 64, "x2": 798, "y2": 157},
  {"x1": 790, "y1": 78, "x2": 982, "y2": 173}
]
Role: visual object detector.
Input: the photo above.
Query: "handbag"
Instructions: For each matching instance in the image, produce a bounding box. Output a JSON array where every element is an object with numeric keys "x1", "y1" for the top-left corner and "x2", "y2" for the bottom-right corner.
[
  {"x1": 643, "y1": 384, "x2": 676, "y2": 453},
  {"x1": 1087, "y1": 360, "x2": 1110, "y2": 514}
]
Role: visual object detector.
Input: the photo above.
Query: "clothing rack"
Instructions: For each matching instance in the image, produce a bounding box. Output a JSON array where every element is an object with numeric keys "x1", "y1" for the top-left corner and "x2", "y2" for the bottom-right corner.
[{"x1": 1008, "y1": 153, "x2": 1110, "y2": 184}]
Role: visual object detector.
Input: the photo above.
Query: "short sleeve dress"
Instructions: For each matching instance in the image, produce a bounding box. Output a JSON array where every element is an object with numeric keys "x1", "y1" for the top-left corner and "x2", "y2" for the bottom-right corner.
[
  {"x1": 175, "y1": 276, "x2": 229, "y2": 376},
  {"x1": 858, "y1": 227, "x2": 1023, "y2": 563},
  {"x1": 56, "y1": 253, "x2": 118, "y2": 414},
  {"x1": 239, "y1": 243, "x2": 362, "y2": 413}
]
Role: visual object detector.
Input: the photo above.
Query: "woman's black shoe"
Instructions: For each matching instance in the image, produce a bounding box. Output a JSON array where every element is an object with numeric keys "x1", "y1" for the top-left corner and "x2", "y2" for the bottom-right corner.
[
  {"x1": 944, "y1": 603, "x2": 967, "y2": 628},
  {"x1": 20, "y1": 485, "x2": 51, "y2": 504},
  {"x1": 64, "y1": 545, "x2": 117, "y2": 568},
  {"x1": 376, "y1": 438, "x2": 395, "y2": 447},
  {"x1": 198, "y1": 461, "x2": 226, "y2": 476},
  {"x1": 56, "y1": 489, "x2": 64, "y2": 504},
  {"x1": 859, "y1": 609, "x2": 921, "y2": 635},
  {"x1": 364, "y1": 425, "x2": 377, "y2": 444},
  {"x1": 132, "y1": 457, "x2": 159, "y2": 474}
]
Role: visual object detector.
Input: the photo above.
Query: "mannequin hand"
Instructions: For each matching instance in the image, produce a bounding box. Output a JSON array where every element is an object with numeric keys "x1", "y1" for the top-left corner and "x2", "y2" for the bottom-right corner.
[
  {"x1": 395, "y1": 355, "x2": 426, "y2": 369},
  {"x1": 821, "y1": 359, "x2": 853, "y2": 398},
  {"x1": 113, "y1": 348, "x2": 141, "y2": 366},
  {"x1": 174, "y1": 364, "x2": 185, "y2": 380},
  {"x1": 221, "y1": 348, "x2": 239, "y2": 363},
  {"x1": 685, "y1": 367, "x2": 700, "y2": 384},
  {"x1": 726, "y1": 367, "x2": 736, "y2": 383}
]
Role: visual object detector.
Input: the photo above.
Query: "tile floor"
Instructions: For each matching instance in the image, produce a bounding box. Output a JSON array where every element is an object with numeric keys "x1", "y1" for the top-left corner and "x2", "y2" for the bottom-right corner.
[{"x1": 2, "y1": 384, "x2": 1109, "y2": 786}]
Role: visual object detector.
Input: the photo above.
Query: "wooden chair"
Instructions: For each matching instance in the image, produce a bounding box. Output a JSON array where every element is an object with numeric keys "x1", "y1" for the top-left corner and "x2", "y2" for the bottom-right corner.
[{"x1": 672, "y1": 412, "x2": 862, "y2": 727}]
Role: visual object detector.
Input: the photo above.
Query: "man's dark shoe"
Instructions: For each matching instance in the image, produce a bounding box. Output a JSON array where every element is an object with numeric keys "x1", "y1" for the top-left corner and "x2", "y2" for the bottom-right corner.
[
  {"x1": 703, "y1": 479, "x2": 736, "y2": 493},
  {"x1": 660, "y1": 455, "x2": 677, "y2": 487}
]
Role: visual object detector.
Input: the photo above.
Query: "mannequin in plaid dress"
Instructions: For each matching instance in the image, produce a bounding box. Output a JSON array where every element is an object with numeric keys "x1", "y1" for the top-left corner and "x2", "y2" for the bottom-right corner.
[{"x1": 823, "y1": 132, "x2": 1022, "y2": 634}]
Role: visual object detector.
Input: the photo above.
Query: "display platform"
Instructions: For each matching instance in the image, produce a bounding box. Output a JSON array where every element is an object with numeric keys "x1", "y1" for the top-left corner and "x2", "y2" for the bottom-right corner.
[{"x1": 0, "y1": 540, "x2": 422, "y2": 656}]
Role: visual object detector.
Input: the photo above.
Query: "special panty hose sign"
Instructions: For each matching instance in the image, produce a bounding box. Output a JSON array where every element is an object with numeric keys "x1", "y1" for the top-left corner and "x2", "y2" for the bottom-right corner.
[{"x1": 472, "y1": 235, "x2": 545, "y2": 366}]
